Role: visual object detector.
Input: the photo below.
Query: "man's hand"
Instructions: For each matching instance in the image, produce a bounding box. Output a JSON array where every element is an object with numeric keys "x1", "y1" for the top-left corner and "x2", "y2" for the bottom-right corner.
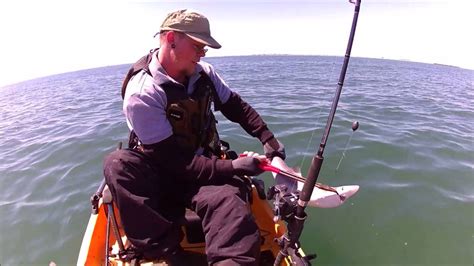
[
  {"x1": 232, "y1": 152, "x2": 266, "y2": 176},
  {"x1": 263, "y1": 137, "x2": 286, "y2": 160}
]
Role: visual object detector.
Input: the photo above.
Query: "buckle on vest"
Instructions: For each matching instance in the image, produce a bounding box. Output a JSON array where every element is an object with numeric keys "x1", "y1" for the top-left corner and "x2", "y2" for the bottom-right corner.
[{"x1": 169, "y1": 109, "x2": 184, "y2": 120}]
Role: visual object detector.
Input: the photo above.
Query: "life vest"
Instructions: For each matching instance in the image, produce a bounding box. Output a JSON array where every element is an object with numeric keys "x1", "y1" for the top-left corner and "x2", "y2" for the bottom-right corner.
[{"x1": 122, "y1": 49, "x2": 222, "y2": 156}]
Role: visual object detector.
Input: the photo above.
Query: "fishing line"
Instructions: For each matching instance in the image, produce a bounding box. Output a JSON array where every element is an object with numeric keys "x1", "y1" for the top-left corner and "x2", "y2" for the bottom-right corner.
[
  {"x1": 299, "y1": 107, "x2": 322, "y2": 171},
  {"x1": 299, "y1": 60, "x2": 338, "y2": 170},
  {"x1": 335, "y1": 120, "x2": 359, "y2": 172}
]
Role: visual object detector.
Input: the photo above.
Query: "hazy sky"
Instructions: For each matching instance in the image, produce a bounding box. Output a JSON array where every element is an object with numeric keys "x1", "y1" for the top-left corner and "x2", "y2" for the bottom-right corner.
[{"x1": 0, "y1": 0, "x2": 472, "y2": 87}]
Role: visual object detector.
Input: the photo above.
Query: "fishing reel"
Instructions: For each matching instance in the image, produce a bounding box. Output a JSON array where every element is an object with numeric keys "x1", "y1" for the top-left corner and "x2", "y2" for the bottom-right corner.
[
  {"x1": 267, "y1": 184, "x2": 316, "y2": 265},
  {"x1": 267, "y1": 184, "x2": 300, "y2": 223}
]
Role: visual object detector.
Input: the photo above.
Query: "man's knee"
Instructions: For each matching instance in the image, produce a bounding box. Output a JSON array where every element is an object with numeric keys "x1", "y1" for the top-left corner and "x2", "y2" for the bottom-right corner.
[
  {"x1": 103, "y1": 149, "x2": 128, "y2": 181},
  {"x1": 196, "y1": 184, "x2": 246, "y2": 209},
  {"x1": 103, "y1": 149, "x2": 150, "y2": 187}
]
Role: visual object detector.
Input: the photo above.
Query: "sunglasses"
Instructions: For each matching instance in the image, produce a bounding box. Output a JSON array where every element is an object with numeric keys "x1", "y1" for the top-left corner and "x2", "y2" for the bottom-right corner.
[{"x1": 192, "y1": 44, "x2": 208, "y2": 55}]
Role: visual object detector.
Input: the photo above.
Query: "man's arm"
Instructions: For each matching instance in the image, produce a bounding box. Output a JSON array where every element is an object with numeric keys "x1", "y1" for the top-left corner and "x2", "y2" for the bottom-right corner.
[
  {"x1": 219, "y1": 91, "x2": 274, "y2": 144},
  {"x1": 203, "y1": 62, "x2": 285, "y2": 159}
]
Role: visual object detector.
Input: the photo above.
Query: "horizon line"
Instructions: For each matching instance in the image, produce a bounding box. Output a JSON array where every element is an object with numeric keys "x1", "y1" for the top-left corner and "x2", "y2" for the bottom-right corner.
[{"x1": 1, "y1": 54, "x2": 470, "y2": 89}]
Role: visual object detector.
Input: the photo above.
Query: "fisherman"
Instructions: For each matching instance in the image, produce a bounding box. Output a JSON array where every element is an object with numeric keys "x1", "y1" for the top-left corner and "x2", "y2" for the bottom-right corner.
[{"x1": 103, "y1": 9, "x2": 285, "y2": 265}]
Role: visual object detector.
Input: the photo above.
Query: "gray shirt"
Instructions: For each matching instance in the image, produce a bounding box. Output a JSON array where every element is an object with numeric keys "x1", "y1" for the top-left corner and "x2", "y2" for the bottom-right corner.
[{"x1": 123, "y1": 50, "x2": 232, "y2": 145}]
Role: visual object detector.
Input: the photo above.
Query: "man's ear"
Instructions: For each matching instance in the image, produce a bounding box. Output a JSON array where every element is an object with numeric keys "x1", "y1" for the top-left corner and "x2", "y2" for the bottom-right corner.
[{"x1": 165, "y1": 31, "x2": 176, "y2": 44}]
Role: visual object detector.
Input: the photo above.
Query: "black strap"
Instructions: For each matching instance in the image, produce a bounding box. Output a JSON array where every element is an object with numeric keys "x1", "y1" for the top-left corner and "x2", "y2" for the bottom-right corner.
[
  {"x1": 121, "y1": 48, "x2": 158, "y2": 99},
  {"x1": 197, "y1": 70, "x2": 222, "y2": 111}
]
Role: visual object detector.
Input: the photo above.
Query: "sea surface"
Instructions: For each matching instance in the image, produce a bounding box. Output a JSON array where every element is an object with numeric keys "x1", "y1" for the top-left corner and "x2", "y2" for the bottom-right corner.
[{"x1": 0, "y1": 55, "x2": 473, "y2": 265}]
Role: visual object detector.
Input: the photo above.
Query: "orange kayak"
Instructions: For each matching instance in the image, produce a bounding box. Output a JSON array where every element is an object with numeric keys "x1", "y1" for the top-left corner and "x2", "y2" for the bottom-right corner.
[{"x1": 77, "y1": 182, "x2": 306, "y2": 265}]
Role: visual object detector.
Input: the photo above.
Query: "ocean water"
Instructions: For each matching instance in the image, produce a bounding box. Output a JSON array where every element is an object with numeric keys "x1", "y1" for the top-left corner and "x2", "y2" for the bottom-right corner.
[{"x1": 0, "y1": 55, "x2": 472, "y2": 265}]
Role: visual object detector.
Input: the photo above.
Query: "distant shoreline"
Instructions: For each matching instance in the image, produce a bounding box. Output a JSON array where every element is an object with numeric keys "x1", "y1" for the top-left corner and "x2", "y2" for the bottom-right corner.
[
  {"x1": 209, "y1": 55, "x2": 468, "y2": 70},
  {"x1": 432, "y1": 63, "x2": 460, "y2": 68}
]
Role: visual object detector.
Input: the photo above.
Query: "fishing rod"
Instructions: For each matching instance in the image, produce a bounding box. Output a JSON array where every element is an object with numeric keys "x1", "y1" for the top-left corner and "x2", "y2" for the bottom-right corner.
[{"x1": 273, "y1": 0, "x2": 362, "y2": 264}]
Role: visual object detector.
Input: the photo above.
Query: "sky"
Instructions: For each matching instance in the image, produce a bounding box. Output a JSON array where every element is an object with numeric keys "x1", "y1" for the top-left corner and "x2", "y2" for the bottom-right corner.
[{"x1": 0, "y1": 0, "x2": 472, "y2": 87}]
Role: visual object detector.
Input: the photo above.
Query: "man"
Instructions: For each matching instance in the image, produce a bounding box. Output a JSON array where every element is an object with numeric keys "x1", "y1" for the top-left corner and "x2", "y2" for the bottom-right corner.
[{"x1": 104, "y1": 9, "x2": 285, "y2": 265}]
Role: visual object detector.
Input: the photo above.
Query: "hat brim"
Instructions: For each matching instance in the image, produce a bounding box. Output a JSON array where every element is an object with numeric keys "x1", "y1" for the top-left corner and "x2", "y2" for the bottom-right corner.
[{"x1": 185, "y1": 32, "x2": 221, "y2": 49}]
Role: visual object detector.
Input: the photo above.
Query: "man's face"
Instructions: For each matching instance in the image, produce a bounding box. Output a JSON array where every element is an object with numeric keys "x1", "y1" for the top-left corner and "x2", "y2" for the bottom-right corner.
[{"x1": 174, "y1": 33, "x2": 207, "y2": 77}]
